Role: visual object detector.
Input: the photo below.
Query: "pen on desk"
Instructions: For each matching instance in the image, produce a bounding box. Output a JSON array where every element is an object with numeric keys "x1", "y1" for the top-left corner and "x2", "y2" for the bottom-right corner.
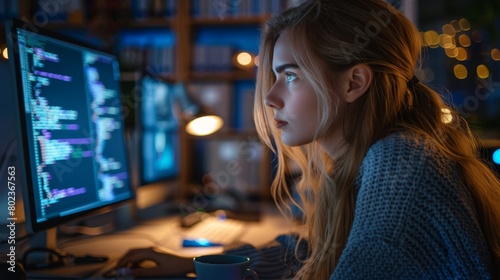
[{"x1": 182, "y1": 238, "x2": 224, "y2": 247}]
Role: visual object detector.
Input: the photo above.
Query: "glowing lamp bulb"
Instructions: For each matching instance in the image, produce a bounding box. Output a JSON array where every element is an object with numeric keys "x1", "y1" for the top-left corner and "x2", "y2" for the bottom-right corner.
[
  {"x1": 2, "y1": 48, "x2": 8, "y2": 59},
  {"x1": 186, "y1": 115, "x2": 223, "y2": 136}
]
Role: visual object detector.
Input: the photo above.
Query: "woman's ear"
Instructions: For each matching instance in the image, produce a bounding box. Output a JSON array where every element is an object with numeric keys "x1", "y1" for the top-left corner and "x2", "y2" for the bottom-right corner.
[{"x1": 343, "y1": 64, "x2": 373, "y2": 103}]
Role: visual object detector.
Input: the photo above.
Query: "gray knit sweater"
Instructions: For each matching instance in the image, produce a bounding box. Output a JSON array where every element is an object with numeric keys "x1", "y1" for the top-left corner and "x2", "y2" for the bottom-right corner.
[{"x1": 227, "y1": 132, "x2": 493, "y2": 279}]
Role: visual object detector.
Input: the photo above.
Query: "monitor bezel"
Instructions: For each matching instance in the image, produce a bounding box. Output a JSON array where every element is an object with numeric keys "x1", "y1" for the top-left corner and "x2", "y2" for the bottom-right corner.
[{"x1": 6, "y1": 18, "x2": 135, "y2": 233}]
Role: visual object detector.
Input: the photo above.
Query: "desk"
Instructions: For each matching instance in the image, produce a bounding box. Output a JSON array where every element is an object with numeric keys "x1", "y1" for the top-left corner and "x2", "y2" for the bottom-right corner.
[{"x1": 26, "y1": 203, "x2": 294, "y2": 279}]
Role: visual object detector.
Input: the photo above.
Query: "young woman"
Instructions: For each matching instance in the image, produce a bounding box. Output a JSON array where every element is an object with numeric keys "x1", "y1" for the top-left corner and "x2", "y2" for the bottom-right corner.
[{"x1": 116, "y1": 0, "x2": 500, "y2": 278}]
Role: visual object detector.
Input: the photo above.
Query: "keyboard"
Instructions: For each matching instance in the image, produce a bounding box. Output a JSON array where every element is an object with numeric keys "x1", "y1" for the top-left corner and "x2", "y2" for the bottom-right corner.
[{"x1": 181, "y1": 216, "x2": 245, "y2": 246}]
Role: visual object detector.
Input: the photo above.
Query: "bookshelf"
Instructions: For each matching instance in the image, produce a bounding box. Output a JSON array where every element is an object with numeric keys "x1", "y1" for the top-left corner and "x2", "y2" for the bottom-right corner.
[{"x1": 3, "y1": 0, "x2": 289, "y2": 202}]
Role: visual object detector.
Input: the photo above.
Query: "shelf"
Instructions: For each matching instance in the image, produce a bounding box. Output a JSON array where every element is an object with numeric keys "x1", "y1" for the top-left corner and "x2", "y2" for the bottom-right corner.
[
  {"x1": 120, "y1": 71, "x2": 141, "y2": 82},
  {"x1": 121, "y1": 18, "x2": 175, "y2": 29},
  {"x1": 189, "y1": 15, "x2": 267, "y2": 26},
  {"x1": 120, "y1": 71, "x2": 177, "y2": 82},
  {"x1": 189, "y1": 70, "x2": 256, "y2": 81},
  {"x1": 480, "y1": 139, "x2": 500, "y2": 147},
  {"x1": 40, "y1": 18, "x2": 175, "y2": 30}
]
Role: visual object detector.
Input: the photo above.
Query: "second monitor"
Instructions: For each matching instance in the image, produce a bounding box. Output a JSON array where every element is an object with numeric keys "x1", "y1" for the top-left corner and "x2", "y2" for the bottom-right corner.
[{"x1": 137, "y1": 72, "x2": 180, "y2": 185}]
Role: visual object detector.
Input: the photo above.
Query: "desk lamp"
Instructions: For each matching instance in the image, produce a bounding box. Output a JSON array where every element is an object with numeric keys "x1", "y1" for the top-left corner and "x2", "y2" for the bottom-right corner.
[{"x1": 174, "y1": 83, "x2": 224, "y2": 136}]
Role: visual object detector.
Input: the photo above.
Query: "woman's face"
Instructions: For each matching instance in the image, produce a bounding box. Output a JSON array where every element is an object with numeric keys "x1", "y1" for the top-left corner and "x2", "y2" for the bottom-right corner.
[{"x1": 265, "y1": 31, "x2": 320, "y2": 147}]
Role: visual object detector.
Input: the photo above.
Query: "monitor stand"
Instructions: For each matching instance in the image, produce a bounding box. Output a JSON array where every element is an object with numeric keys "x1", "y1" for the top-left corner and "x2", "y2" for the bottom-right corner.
[{"x1": 24, "y1": 228, "x2": 110, "y2": 279}]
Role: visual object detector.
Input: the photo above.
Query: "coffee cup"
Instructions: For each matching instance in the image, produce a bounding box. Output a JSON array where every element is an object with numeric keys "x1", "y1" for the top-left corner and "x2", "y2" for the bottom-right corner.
[{"x1": 193, "y1": 254, "x2": 258, "y2": 280}]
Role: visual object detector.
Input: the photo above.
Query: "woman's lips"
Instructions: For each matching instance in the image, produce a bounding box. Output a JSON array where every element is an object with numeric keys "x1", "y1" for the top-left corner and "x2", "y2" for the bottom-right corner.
[{"x1": 275, "y1": 118, "x2": 288, "y2": 129}]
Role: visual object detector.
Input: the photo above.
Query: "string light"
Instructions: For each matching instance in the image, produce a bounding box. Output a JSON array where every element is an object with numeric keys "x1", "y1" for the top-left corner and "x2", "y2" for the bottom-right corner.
[
  {"x1": 438, "y1": 18, "x2": 498, "y2": 82},
  {"x1": 453, "y1": 64, "x2": 468, "y2": 79},
  {"x1": 439, "y1": 34, "x2": 455, "y2": 49},
  {"x1": 455, "y1": 47, "x2": 468, "y2": 61},
  {"x1": 423, "y1": 30, "x2": 439, "y2": 48},
  {"x1": 458, "y1": 18, "x2": 471, "y2": 31},
  {"x1": 450, "y1": 20, "x2": 461, "y2": 32},
  {"x1": 458, "y1": 34, "x2": 471, "y2": 47},
  {"x1": 442, "y1": 24, "x2": 456, "y2": 36},
  {"x1": 476, "y1": 64, "x2": 489, "y2": 79},
  {"x1": 445, "y1": 47, "x2": 458, "y2": 58},
  {"x1": 491, "y1": 49, "x2": 500, "y2": 61}
]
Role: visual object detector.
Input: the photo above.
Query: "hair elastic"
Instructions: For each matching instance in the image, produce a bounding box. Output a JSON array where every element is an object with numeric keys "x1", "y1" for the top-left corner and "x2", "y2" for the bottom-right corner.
[{"x1": 408, "y1": 76, "x2": 420, "y2": 85}]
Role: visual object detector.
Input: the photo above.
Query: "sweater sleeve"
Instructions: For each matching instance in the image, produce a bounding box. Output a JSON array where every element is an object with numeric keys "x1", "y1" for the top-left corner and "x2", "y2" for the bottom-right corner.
[{"x1": 224, "y1": 234, "x2": 308, "y2": 280}]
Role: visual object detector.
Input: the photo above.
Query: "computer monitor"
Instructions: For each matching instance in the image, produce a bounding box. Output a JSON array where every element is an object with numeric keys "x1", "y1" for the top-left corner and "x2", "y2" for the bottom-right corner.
[
  {"x1": 6, "y1": 18, "x2": 134, "y2": 249},
  {"x1": 137, "y1": 71, "x2": 180, "y2": 184},
  {"x1": 128, "y1": 71, "x2": 181, "y2": 215}
]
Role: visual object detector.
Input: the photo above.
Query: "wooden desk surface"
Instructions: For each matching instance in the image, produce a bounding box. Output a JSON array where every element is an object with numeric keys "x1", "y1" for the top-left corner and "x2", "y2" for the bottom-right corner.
[{"x1": 26, "y1": 203, "x2": 294, "y2": 279}]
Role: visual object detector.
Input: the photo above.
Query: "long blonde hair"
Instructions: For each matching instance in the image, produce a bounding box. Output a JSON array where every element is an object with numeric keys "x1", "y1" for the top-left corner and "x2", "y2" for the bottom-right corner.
[{"x1": 254, "y1": 0, "x2": 500, "y2": 278}]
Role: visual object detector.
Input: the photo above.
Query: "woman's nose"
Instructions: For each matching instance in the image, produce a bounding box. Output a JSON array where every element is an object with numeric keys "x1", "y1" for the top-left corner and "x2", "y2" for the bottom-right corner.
[{"x1": 265, "y1": 84, "x2": 283, "y2": 109}]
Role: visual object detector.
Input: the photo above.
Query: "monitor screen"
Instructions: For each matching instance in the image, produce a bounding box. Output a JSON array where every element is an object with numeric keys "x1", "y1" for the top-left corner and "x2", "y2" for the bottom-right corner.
[
  {"x1": 6, "y1": 19, "x2": 134, "y2": 233},
  {"x1": 136, "y1": 72, "x2": 180, "y2": 185}
]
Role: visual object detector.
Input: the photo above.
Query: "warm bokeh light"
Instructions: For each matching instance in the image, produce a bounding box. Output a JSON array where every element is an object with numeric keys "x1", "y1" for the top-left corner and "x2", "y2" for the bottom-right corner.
[
  {"x1": 442, "y1": 24, "x2": 455, "y2": 36},
  {"x1": 476, "y1": 64, "x2": 489, "y2": 79},
  {"x1": 186, "y1": 115, "x2": 224, "y2": 136},
  {"x1": 441, "y1": 108, "x2": 453, "y2": 124},
  {"x1": 491, "y1": 49, "x2": 500, "y2": 61},
  {"x1": 493, "y1": 149, "x2": 500, "y2": 165},
  {"x1": 423, "y1": 30, "x2": 439, "y2": 48},
  {"x1": 459, "y1": 18, "x2": 471, "y2": 31},
  {"x1": 445, "y1": 47, "x2": 458, "y2": 58},
  {"x1": 450, "y1": 20, "x2": 461, "y2": 32},
  {"x1": 236, "y1": 52, "x2": 252, "y2": 66},
  {"x1": 454, "y1": 64, "x2": 468, "y2": 79},
  {"x1": 455, "y1": 47, "x2": 468, "y2": 61},
  {"x1": 439, "y1": 34, "x2": 455, "y2": 49},
  {"x1": 2, "y1": 48, "x2": 7, "y2": 59},
  {"x1": 254, "y1": 55, "x2": 259, "y2": 67},
  {"x1": 458, "y1": 34, "x2": 471, "y2": 47}
]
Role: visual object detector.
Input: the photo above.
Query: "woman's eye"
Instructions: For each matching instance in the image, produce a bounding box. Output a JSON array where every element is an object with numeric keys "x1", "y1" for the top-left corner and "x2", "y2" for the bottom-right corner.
[{"x1": 285, "y1": 73, "x2": 297, "y2": 83}]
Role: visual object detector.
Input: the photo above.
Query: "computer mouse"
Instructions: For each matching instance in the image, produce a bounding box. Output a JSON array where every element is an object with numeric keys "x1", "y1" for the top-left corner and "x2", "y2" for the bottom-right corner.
[{"x1": 103, "y1": 267, "x2": 133, "y2": 278}]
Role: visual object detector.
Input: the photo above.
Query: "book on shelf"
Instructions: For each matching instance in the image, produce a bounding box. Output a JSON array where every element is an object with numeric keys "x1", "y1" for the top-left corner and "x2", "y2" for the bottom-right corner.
[
  {"x1": 191, "y1": 0, "x2": 289, "y2": 19},
  {"x1": 131, "y1": 0, "x2": 177, "y2": 21},
  {"x1": 193, "y1": 45, "x2": 234, "y2": 72}
]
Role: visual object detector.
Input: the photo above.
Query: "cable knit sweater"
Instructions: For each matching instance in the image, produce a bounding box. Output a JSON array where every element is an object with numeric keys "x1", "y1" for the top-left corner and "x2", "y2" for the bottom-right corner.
[{"x1": 226, "y1": 132, "x2": 493, "y2": 279}]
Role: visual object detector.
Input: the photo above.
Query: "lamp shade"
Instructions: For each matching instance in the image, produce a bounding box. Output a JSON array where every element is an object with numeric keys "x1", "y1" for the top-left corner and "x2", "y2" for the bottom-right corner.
[{"x1": 174, "y1": 83, "x2": 224, "y2": 136}]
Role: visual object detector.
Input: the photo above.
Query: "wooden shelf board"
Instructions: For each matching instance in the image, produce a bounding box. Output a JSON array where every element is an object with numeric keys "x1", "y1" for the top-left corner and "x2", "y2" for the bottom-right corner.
[
  {"x1": 189, "y1": 15, "x2": 268, "y2": 26},
  {"x1": 189, "y1": 70, "x2": 256, "y2": 81}
]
